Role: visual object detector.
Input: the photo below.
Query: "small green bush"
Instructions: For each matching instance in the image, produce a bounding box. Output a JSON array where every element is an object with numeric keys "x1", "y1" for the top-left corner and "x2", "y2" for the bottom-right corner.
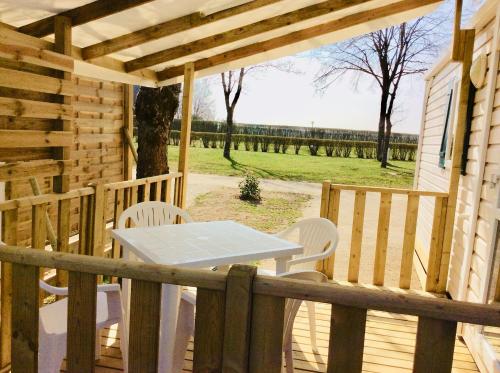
[{"x1": 239, "y1": 174, "x2": 261, "y2": 202}]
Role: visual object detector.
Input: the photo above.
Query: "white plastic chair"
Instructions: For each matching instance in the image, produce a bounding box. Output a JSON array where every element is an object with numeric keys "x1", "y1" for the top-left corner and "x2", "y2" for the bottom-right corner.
[
  {"x1": 118, "y1": 201, "x2": 193, "y2": 229},
  {"x1": 260, "y1": 217, "x2": 339, "y2": 352},
  {"x1": 280, "y1": 270, "x2": 328, "y2": 373},
  {"x1": 38, "y1": 280, "x2": 124, "y2": 373}
]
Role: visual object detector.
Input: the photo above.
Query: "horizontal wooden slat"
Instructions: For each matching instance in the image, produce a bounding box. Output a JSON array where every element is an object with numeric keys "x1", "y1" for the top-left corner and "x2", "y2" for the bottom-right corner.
[
  {"x1": 0, "y1": 187, "x2": 94, "y2": 211},
  {"x1": 0, "y1": 160, "x2": 71, "y2": 181},
  {"x1": 329, "y1": 184, "x2": 448, "y2": 197},
  {"x1": 105, "y1": 172, "x2": 182, "y2": 190},
  {"x1": 0, "y1": 129, "x2": 73, "y2": 148},
  {"x1": 0, "y1": 66, "x2": 74, "y2": 95},
  {"x1": 0, "y1": 42, "x2": 73, "y2": 72},
  {"x1": 0, "y1": 247, "x2": 499, "y2": 327},
  {"x1": 0, "y1": 97, "x2": 72, "y2": 120}
]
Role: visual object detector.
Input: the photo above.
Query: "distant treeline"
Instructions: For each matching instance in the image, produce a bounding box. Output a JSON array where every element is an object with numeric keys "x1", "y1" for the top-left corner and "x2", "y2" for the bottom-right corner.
[{"x1": 170, "y1": 119, "x2": 419, "y2": 144}]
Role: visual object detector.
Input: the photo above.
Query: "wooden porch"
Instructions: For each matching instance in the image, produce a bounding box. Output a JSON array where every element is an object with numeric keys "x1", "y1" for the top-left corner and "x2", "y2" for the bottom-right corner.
[{"x1": 83, "y1": 302, "x2": 480, "y2": 373}]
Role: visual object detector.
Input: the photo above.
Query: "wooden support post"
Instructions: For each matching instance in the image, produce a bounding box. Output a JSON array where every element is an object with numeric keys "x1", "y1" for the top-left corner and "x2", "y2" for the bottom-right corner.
[
  {"x1": 193, "y1": 288, "x2": 226, "y2": 372},
  {"x1": 128, "y1": 279, "x2": 162, "y2": 373},
  {"x1": 222, "y1": 265, "x2": 257, "y2": 372},
  {"x1": 67, "y1": 272, "x2": 97, "y2": 373},
  {"x1": 123, "y1": 84, "x2": 135, "y2": 180},
  {"x1": 249, "y1": 294, "x2": 285, "y2": 373},
  {"x1": 451, "y1": 0, "x2": 464, "y2": 61},
  {"x1": 413, "y1": 317, "x2": 457, "y2": 373},
  {"x1": 53, "y1": 15, "x2": 73, "y2": 289},
  {"x1": 177, "y1": 62, "x2": 195, "y2": 209},
  {"x1": 0, "y1": 209, "x2": 17, "y2": 369},
  {"x1": 327, "y1": 304, "x2": 367, "y2": 373},
  {"x1": 437, "y1": 29, "x2": 475, "y2": 293},
  {"x1": 373, "y1": 192, "x2": 392, "y2": 285},
  {"x1": 11, "y1": 263, "x2": 39, "y2": 373}
]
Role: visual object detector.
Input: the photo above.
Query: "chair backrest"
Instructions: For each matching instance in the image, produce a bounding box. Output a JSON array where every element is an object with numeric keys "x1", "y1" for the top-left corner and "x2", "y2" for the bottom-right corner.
[
  {"x1": 118, "y1": 201, "x2": 193, "y2": 229},
  {"x1": 280, "y1": 270, "x2": 327, "y2": 345},
  {"x1": 277, "y1": 217, "x2": 339, "y2": 263}
]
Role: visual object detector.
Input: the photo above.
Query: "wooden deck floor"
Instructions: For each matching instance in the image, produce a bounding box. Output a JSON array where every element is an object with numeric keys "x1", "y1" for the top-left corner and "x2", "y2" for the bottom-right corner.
[{"x1": 69, "y1": 302, "x2": 479, "y2": 373}]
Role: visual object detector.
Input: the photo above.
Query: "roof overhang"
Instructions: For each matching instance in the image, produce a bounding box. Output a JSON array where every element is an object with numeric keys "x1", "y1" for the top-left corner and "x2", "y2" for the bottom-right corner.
[{"x1": 0, "y1": 0, "x2": 443, "y2": 86}]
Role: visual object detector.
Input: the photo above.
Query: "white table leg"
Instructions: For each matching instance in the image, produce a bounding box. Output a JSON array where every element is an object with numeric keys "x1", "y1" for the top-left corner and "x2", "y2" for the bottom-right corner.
[
  {"x1": 158, "y1": 284, "x2": 181, "y2": 373},
  {"x1": 275, "y1": 256, "x2": 291, "y2": 274}
]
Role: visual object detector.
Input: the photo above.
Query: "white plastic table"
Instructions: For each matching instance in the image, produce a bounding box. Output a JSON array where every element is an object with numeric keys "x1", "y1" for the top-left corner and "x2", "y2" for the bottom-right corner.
[{"x1": 111, "y1": 220, "x2": 303, "y2": 373}]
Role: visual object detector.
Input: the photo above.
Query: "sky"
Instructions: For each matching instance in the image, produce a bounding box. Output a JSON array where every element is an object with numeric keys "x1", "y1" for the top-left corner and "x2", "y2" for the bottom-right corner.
[{"x1": 196, "y1": 0, "x2": 483, "y2": 135}]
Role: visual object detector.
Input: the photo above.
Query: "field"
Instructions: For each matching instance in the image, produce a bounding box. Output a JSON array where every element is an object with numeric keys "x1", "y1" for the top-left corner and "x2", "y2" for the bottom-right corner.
[{"x1": 168, "y1": 146, "x2": 415, "y2": 187}]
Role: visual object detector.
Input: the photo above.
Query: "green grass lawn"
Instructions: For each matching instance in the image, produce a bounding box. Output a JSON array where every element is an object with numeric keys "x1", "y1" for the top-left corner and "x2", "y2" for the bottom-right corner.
[{"x1": 168, "y1": 145, "x2": 415, "y2": 187}]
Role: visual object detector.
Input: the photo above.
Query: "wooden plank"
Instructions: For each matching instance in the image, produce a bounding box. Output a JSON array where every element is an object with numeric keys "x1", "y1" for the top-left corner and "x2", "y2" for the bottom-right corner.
[
  {"x1": 79, "y1": 195, "x2": 90, "y2": 255},
  {"x1": 157, "y1": 0, "x2": 442, "y2": 81},
  {"x1": 18, "y1": 0, "x2": 155, "y2": 37},
  {"x1": 413, "y1": 317, "x2": 457, "y2": 373},
  {"x1": 348, "y1": 190, "x2": 366, "y2": 282},
  {"x1": 0, "y1": 98, "x2": 73, "y2": 120},
  {"x1": 128, "y1": 279, "x2": 161, "y2": 373},
  {"x1": 124, "y1": 0, "x2": 368, "y2": 71},
  {"x1": 176, "y1": 63, "x2": 194, "y2": 209},
  {"x1": 193, "y1": 288, "x2": 226, "y2": 372},
  {"x1": 0, "y1": 42, "x2": 73, "y2": 72},
  {"x1": 0, "y1": 160, "x2": 70, "y2": 181},
  {"x1": 319, "y1": 181, "x2": 331, "y2": 218},
  {"x1": 222, "y1": 265, "x2": 257, "y2": 372},
  {"x1": 89, "y1": 183, "x2": 105, "y2": 257},
  {"x1": 0, "y1": 209, "x2": 17, "y2": 368},
  {"x1": 67, "y1": 271, "x2": 97, "y2": 373},
  {"x1": 32, "y1": 204, "x2": 46, "y2": 305},
  {"x1": 0, "y1": 66, "x2": 74, "y2": 95},
  {"x1": 112, "y1": 189, "x2": 124, "y2": 259},
  {"x1": 11, "y1": 263, "x2": 39, "y2": 372},
  {"x1": 123, "y1": 85, "x2": 134, "y2": 180},
  {"x1": 57, "y1": 198, "x2": 71, "y2": 286},
  {"x1": 0, "y1": 129, "x2": 73, "y2": 148},
  {"x1": 399, "y1": 194, "x2": 420, "y2": 289},
  {"x1": 327, "y1": 304, "x2": 367, "y2": 373},
  {"x1": 373, "y1": 192, "x2": 392, "y2": 285},
  {"x1": 437, "y1": 29, "x2": 476, "y2": 293},
  {"x1": 426, "y1": 196, "x2": 448, "y2": 292},
  {"x1": 451, "y1": 0, "x2": 463, "y2": 61},
  {"x1": 81, "y1": 0, "x2": 282, "y2": 60},
  {"x1": 248, "y1": 293, "x2": 285, "y2": 373}
]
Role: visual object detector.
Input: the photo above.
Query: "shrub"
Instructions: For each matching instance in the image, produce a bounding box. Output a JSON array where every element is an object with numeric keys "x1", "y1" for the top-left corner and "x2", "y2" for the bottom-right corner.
[
  {"x1": 308, "y1": 140, "x2": 320, "y2": 156},
  {"x1": 239, "y1": 174, "x2": 261, "y2": 202}
]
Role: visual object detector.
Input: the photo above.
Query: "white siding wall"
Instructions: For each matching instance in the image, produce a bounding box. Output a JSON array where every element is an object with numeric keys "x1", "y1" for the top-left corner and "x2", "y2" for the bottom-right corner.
[{"x1": 414, "y1": 17, "x2": 498, "y2": 301}]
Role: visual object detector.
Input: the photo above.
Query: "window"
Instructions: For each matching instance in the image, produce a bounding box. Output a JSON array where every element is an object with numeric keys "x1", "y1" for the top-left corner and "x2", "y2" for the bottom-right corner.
[{"x1": 439, "y1": 80, "x2": 458, "y2": 169}]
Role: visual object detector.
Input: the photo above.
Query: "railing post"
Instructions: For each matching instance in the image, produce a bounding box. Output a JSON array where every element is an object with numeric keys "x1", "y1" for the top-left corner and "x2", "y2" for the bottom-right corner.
[
  {"x1": 316, "y1": 181, "x2": 339, "y2": 279},
  {"x1": 87, "y1": 183, "x2": 105, "y2": 257},
  {"x1": 426, "y1": 196, "x2": 448, "y2": 292},
  {"x1": 348, "y1": 190, "x2": 366, "y2": 282},
  {"x1": 222, "y1": 265, "x2": 257, "y2": 372},
  {"x1": 0, "y1": 208, "x2": 17, "y2": 369}
]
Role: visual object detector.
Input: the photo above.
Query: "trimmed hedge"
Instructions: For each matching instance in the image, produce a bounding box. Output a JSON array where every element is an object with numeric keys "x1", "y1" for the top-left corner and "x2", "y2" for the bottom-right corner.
[{"x1": 169, "y1": 131, "x2": 417, "y2": 161}]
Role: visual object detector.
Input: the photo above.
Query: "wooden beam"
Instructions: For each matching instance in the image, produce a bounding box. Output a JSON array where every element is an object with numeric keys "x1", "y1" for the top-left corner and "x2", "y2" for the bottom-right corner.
[
  {"x1": 0, "y1": 130, "x2": 73, "y2": 148},
  {"x1": 17, "y1": 0, "x2": 155, "y2": 38},
  {"x1": 176, "y1": 63, "x2": 194, "y2": 209},
  {"x1": 437, "y1": 29, "x2": 476, "y2": 293},
  {"x1": 81, "y1": 0, "x2": 282, "y2": 60},
  {"x1": 158, "y1": 0, "x2": 442, "y2": 81},
  {"x1": 125, "y1": 0, "x2": 370, "y2": 72}
]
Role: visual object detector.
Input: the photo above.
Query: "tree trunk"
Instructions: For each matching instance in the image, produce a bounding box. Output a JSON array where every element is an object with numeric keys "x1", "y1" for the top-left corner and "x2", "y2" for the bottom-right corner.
[
  {"x1": 381, "y1": 115, "x2": 392, "y2": 168},
  {"x1": 377, "y1": 89, "x2": 389, "y2": 161},
  {"x1": 223, "y1": 108, "x2": 234, "y2": 159},
  {"x1": 135, "y1": 85, "x2": 181, "y2": 178}
]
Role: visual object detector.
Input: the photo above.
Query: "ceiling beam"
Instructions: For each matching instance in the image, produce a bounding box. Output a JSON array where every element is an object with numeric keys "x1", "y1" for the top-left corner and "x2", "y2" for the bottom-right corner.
[
  {"x1": 157, "y1": 0, "x2": 441, "y2": 82},
  {"x1": 81, "y1": 0, "x2": 283, "y2": 60},
  {"x1": 17, "y1": 0, "x2": 155, "y2": 38},
  {"x1": 125, "y1": 0, "x2": 370, "y2": 72}
]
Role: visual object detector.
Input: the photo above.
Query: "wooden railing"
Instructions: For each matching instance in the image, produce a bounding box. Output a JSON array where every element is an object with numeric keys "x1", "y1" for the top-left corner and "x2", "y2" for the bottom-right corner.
[
  {"x1": 0, "y1": 246, "x2": 498, "y2": 373},
  {"x1": 318, "y1": 181, "x2": 449, "y2": 292},
  {"x1": 0, "y1": 172, "x2": 182, "y2": 368}
]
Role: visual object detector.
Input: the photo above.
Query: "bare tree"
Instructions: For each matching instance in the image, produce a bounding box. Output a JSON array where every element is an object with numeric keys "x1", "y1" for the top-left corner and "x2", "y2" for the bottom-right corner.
[
  {"x1": 193, "y1": 79, "x2": 216, "y2": 120},
  {"x1": 135, "y1": 85, "x2": 181, "y2": 177},
  {"x1": 315, "y1": 17, "x2": 443, "y2": 167},
  {"x1": 221, "y1": 68, "x2": 245, "y2": 159}
]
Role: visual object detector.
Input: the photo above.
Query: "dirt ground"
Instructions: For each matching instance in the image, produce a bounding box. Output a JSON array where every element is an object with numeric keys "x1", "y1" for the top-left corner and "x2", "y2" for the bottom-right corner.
[{"x1": 186, "y1": 173, "x2": 421, "y2": 289}]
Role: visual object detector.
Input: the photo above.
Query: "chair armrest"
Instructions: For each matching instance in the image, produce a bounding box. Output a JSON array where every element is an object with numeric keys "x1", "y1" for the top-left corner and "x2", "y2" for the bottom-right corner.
[
  {"x1": 287, "y1": 245, "x2": 335, "y2": 267},
  {"x1": 39, "y1": 280, "x2": 68, "y2": 296},
  {"x1": 97, "y1": 283, "x2": 121, "y2": 293}
]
